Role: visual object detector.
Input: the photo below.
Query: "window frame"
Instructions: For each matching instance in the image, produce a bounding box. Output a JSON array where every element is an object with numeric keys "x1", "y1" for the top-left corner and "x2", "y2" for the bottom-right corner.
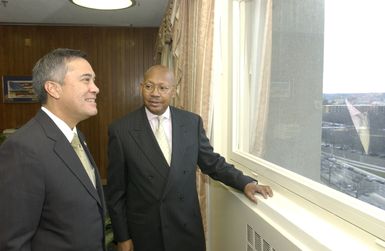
[{"x1": 226, "y1": 0, "x2": 385, "y2": 240}]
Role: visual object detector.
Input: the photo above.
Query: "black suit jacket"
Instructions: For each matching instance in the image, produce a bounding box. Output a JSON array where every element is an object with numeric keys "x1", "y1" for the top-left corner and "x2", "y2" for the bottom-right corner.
[
  {"x1": 107, "y1": 106, "x2": 253, "y2": 251},
  {"x1": 0, "y1": 109, "x2": 105, "y2": 251}
]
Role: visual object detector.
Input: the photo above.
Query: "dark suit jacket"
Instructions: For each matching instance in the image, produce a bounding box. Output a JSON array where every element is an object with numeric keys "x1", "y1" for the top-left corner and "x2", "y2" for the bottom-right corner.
[
  {"x1": 0, "y1": 109, "x2": 105, "y2": 251},
  {"x1": 107, "y1": 106, "x2": 253, "y2": 251}
]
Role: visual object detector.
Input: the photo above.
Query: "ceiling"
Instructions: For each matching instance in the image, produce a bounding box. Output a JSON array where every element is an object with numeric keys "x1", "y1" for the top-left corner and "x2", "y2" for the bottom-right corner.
[{"x1": 0, "y1": 0, "x2": 169, "y2": 27}]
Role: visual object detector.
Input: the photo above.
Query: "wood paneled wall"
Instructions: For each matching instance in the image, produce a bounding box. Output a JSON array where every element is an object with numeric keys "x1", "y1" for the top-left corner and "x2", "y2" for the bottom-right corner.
[{"x1": 0, "y1": 25, "x2": 158, "y2": 179}]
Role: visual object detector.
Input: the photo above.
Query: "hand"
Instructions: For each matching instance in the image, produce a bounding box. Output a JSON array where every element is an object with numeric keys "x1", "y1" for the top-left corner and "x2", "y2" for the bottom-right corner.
[
  {"x1": 117, "y1": 239, "x2": 134, "y2": 251},
  {"x1": 243, "y1": 181, "x2": 273, "y2": 203}
]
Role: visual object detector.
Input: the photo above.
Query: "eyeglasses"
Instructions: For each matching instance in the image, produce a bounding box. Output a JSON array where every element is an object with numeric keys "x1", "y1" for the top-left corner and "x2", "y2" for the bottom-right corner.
[{"x1": 142, "y1": 83, "x2": 172, "y2": 94}]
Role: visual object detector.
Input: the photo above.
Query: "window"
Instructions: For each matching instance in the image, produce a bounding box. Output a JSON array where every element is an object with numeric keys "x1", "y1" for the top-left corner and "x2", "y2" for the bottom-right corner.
[{"x1": 230, "y1": 0, "x2": 385, "y2": 237}]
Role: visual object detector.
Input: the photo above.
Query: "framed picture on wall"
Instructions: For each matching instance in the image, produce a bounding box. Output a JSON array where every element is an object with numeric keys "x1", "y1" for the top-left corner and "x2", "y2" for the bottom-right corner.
[{"x1": 2, "y1": 76, "x2": 38, "y2": 103}]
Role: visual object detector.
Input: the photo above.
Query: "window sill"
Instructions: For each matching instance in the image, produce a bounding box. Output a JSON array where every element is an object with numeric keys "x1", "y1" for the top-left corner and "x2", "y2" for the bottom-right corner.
[{"x1": 227, "y1": 151, "x2": 385, "y2": 248}]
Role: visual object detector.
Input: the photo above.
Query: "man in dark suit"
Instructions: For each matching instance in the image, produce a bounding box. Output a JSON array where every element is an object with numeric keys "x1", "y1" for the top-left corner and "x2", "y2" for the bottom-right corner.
[
  {"x1": 0, "y1": 48, "x2": 105, "y2": 251},
  {"x1": 107, "y1": 65, "x2": 273, "y2": 251}
]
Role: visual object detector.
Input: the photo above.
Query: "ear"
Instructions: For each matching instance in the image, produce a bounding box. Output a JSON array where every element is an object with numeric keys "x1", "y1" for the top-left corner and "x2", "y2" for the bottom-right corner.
[
  {"x1": 140, "y1": 82, "x2": 144, "y2": 96},
  {"x1": 44, "y1": 81, "x2": 61, "y2": 99},
  {"x1": 171, "y1": 85, "x2": 177, "y2": 98}
]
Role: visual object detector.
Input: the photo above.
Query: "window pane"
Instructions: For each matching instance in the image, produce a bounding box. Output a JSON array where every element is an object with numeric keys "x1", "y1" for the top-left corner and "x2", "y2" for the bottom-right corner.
[
  {"x1": 322, "y1": 0, "x2": 385, "y2": 209},
  {"x1": 235, "y1": 0, "x2": 385, "y2": 210}
]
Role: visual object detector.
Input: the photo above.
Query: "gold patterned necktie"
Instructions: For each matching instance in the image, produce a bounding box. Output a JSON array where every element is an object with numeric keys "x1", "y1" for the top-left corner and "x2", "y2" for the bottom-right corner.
[
  {"x1": 71, "y1": 133, "x2": 96, "y2": 187},
  {"x1": 155, "y1": 116, "x2": 171, "y2": 166}
]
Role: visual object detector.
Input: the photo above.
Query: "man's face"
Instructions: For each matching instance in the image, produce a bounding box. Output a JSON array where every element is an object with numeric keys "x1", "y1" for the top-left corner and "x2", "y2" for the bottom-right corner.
[
  {"x1": 141, "y1": 68, "x2": 175, "y2": 115},
  {"x1": 57, "y1": 58, "x2": 99, "y2": 126}
]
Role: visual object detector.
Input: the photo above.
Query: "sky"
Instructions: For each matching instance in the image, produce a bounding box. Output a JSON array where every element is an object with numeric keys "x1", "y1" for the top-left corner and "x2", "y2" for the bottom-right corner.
[{"x1": 323, "y1": 0, "x2": 385, "y2": 94}]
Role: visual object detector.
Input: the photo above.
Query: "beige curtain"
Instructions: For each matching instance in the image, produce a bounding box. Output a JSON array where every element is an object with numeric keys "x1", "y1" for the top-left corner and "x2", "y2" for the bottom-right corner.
[
  {"x1": 155, "y1": 0, "x2": 215, "y2": 237},
  {"x1": 155, "y1": 0, "x2": 174, "y2": 68},
  {"x1": 250, "y1": 0, "x2": 273, "y2": 156}
]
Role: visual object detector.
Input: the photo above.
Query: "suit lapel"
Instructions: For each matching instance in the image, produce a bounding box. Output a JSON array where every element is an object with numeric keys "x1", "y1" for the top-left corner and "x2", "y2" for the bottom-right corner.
[
  {"x1": 53, "y1": 139, "x2": 102, "y2": 206},
  {"x1": 36, "y1": 110, "x2": 102, "y2": 207},
  {"x1": 129, "y1": 107, "x2": 169, "y2": 179}
]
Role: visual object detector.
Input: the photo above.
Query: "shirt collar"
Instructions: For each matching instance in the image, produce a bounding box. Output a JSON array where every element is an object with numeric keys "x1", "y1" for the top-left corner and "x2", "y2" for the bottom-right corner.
[
  {"x1": 145, "y1": 106, "x2": 171, "y2": 121},
  {"x1": 41, "y1": 106, "x2": 77, "y2": 142}
]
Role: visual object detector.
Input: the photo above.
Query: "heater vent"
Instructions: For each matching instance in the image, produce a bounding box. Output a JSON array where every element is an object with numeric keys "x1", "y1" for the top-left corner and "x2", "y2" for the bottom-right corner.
[{"x1": 246, "y1": 224, "x2": 275, "y2": 251}]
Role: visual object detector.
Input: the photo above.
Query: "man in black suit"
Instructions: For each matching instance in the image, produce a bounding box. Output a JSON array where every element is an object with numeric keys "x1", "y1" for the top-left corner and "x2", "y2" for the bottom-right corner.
[
  {"x1": 107, "y1": 65, "x2": 273, "y2": 251},
  {"x1": 0, "y1": 48, "x2": 105, "y2": 251}
]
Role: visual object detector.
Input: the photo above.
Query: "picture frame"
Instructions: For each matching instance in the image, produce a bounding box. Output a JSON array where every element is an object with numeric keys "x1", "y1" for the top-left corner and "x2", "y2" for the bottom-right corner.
[{"x1": 2, "y1": 75, "x2": 38, "y2": 103}]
